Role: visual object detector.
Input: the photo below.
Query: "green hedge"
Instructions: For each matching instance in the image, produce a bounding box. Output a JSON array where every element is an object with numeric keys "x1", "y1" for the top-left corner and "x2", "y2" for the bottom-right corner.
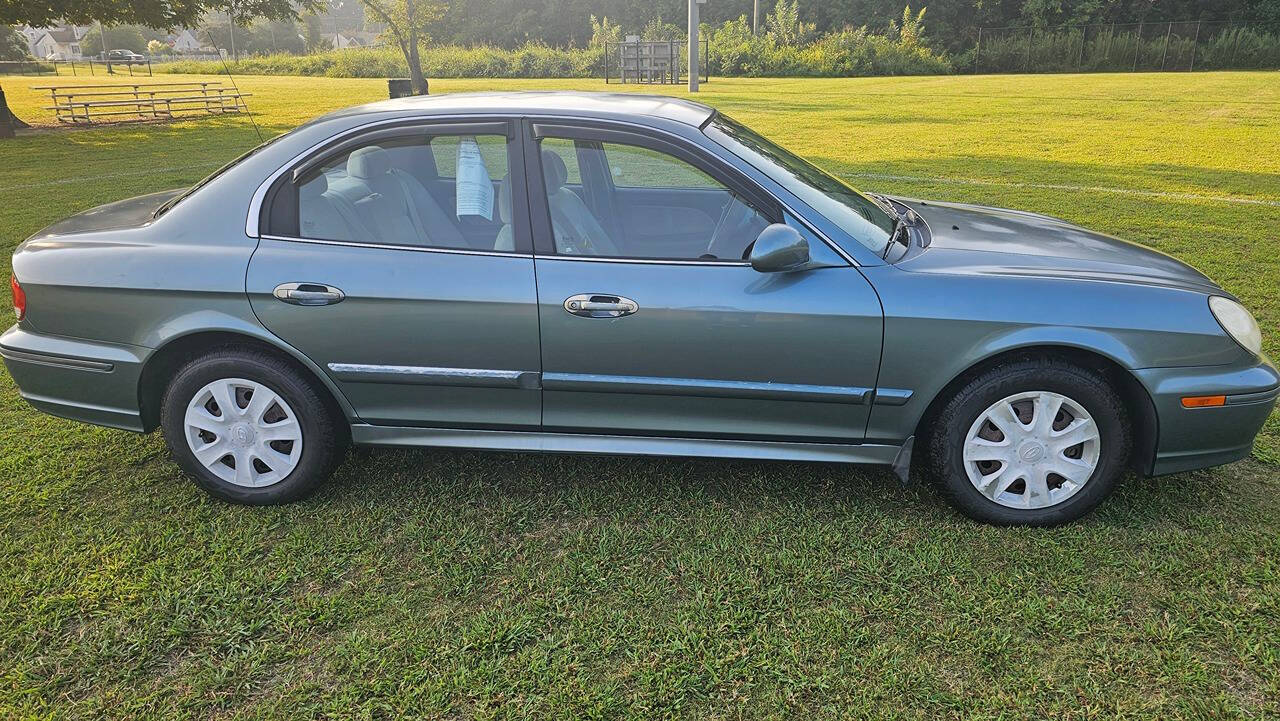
[
  {"x1": 708, "y1": 19, "x2": 952, "y2": 76},
  {"x1": 158, "y1": 44, "x2": 606, "y2": 79},
  {"x1": 964, "y1": 25, "x2": 1280, "y2": 73},
  {"x1": 157, "y1": 25, "x2": 952, "y2": 79}
]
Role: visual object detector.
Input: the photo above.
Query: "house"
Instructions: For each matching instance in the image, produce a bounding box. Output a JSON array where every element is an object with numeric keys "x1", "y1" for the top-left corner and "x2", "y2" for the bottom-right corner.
[
  {"x1": 32, "y1": 27, "x2": 85, "y2": 60},
  {"x1": 18, "y1": 26, "x2": 44, "y2": 57},
  {"x1": 334, "y1": 31, "x2": 380, "y2": 49},
  {"x1": 165, "y1": 29, "x2": 202, "y2": 53}
]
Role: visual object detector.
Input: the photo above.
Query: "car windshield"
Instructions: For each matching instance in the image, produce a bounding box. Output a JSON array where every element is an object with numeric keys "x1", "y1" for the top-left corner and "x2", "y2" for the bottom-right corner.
[{"x1": 705, "y1": 114, "x2": 895, "y2": 255}]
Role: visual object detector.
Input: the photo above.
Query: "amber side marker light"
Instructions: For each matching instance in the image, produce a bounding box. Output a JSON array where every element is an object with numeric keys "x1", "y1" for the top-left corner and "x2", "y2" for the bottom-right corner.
[{"x1": 1181, "y1": 395, "x2": 1226, "y2": 408}]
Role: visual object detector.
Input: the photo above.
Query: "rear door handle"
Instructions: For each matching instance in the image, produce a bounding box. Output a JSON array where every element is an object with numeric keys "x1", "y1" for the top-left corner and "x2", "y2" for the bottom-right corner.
[
  {"x1": 564, "y1": 294, "x2": 638, "y2": 318},
  {"x1": 273, "y1": 282, "x2": 345, "y2": 306}
]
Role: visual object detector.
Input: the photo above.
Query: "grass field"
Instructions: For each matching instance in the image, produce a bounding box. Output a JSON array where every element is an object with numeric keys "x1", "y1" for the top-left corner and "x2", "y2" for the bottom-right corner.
[{"x1": 1, "y1": 72, "x2": 1279, "y2": 719}]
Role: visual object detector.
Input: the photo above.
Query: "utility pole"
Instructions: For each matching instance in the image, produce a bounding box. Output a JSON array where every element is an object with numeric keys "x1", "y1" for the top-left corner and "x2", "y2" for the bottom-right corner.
[
  {"x1": 753, "y1": 0, "x2": 759, "y2": 34},
  {"x1": 228, "y1": 1, "x2": 238, "y2": 62},
  {"x1": 688, "y1": 0, "x2": 700, "y2": 92}
]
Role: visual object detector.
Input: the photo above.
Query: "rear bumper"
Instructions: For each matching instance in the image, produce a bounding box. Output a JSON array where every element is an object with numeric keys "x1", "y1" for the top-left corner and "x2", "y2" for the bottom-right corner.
[
  {"x1": 1135, "y1": 355, "x2": 1279, "y2": 475},
  {"x1": 1, "y1": 324, "x2": 148, "y2": 432}
]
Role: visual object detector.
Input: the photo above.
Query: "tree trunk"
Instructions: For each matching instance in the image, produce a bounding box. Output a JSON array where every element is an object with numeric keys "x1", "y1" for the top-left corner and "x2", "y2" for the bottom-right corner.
[
  {"x1": 0, "y1": 84, "x2": 31, "y2": 138},
  {"x1": 406, "y1": 30, "x2": 428, "y2": 94}
]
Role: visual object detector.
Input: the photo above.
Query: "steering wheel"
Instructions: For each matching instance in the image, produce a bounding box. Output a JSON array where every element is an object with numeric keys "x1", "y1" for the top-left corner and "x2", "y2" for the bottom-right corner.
[{"x1": 705, "y1": 200, "x2": 757, "y2": 260}]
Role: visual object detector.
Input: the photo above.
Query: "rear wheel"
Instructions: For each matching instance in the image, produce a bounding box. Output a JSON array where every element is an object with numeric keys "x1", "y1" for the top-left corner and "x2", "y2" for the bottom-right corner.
[
  {"x1": 160, "y1": 348, "x2": 345, "y2": 504},
  {"x1": 927, "y1": 358, "x2": 1131, "y2": 526}
]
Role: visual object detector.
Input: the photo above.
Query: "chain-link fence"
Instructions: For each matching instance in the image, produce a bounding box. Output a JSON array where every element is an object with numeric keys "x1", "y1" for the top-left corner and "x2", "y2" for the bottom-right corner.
[{"x1": 968, "y1": 21, "x2": 1280, "y2": 74}]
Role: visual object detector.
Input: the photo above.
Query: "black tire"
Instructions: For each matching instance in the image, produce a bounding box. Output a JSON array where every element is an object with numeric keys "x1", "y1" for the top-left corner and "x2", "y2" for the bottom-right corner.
[
  {"x1": 160, "y1": 347, "x2": 347, "y2": 504},
  {"x1": 926, "y1": 357, "x2": 1132, "y2": 526}
]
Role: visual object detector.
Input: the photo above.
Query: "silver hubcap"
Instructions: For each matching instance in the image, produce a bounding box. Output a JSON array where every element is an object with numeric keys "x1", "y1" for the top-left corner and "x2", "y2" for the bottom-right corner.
[
  {"x1": 184, "y1": 377, "x2": 303, "y2": 487},
  {"x1": 963, "y1": 391, "x2": 1101, "y2": 510}
]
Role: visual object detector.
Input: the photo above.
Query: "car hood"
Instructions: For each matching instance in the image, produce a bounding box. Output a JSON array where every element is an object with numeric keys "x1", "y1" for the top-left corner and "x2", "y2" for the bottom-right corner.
[
  {"x1": 892, "y1": 198, "x2": 1220, "y2": 293},
  {"x1": 27, "y1": 189, "x2": 185, "y2": 240}
]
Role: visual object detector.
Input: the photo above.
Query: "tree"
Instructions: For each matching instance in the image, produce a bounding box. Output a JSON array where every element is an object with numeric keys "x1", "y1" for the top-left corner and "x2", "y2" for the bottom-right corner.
[
  {"x1": 0, "y1": 25, "x2": 30, "y2": 61},
  {"x1": 589, "y1": 14, "x2": 623, "y2": 47},
  {"x1": 203, "y1": 17, "x2": 305, "y2": 56},
  {"x1": 766, "y1": 0, "x2": 815, "y2": 45},
  {"x1": 147, "y1": 38, "x2": 168, "y2": 55},
  {"x1": 303, "y1": 13, "x2": 332, "y2": 52},
  {"x1": 358, "y1": 0, "x2": 445, "y2": 95},
  {"x1": 0, "y1": 0, "x2": 317, "y2": 31},
  {"x1": 81, "y1": 25, "x2": 148, "y2": 56},
  {"x1": 889, "y1": 5, "x2": 928, "y2": 48}
]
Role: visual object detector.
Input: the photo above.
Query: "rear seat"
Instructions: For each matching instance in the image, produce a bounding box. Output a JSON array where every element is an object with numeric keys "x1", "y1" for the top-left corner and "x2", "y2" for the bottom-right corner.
[
  {"x1": 324, "y1": 145, "x2": 467, "y2": 248},
  {"x1": 298, "y1": 172, "x2": 364, "y2": 242}
]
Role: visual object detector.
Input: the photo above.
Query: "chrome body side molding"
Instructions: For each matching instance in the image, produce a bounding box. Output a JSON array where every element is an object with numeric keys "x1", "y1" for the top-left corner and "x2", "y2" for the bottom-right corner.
[
  {"x1": 351, "y1": 424, "x2": 903, "y2": 466},
  {"x1": 541, "y1": 372, "x2": 873, "y2": 404},
  {"x1": 327, "y1": 363, "x2": 540, "y2": 389}
]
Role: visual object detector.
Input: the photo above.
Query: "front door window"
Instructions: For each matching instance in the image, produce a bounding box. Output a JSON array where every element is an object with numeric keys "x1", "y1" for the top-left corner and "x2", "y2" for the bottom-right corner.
[{"x1": 536, "y1": 137, "x2": 770, "y2": 261}]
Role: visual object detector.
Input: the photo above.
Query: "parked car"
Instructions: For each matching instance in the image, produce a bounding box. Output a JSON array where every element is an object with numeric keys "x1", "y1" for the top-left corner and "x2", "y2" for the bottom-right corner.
[
  {"x1": 104, "y1": 49, "x2": 145, "y2": 62},
  {"x1": 4, "y1": 92, "x2": 1275, "y2": 525}
]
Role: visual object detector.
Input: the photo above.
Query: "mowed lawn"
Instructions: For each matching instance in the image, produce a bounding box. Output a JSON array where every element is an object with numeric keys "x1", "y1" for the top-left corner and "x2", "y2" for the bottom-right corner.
[{"x1": 1, "y1": 71, "x2": 1279, "y2": 719}]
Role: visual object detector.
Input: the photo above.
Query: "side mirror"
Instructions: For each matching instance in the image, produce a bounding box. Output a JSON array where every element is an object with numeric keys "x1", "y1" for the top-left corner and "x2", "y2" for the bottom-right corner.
[{"x1": 748, "y1": 224, "x2": 811, "y2": 273}]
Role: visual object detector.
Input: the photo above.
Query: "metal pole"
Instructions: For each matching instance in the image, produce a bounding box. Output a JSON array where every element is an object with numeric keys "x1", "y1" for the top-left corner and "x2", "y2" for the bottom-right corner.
[
  {"x1": 1133, "y1": 21, "x2": 1142, "y2": 72},
  {"x1": 1160, "y1": 22, "x2": 1171, "y2": 70},
  {"x1": 704, "y1": 37, "x2": 709, "y2": 83},
  {"x1": 1078, "y1": 24, "x2": 1087, "y2": 70},
  {"x1": 1025, "y1": 27, "x2": 1033, "y2": 73},
  {"x1": 688, "y1": 0, "x2": 699, "y2": 92},
  {"x1": 753, "y1": 0, "x2": 759, "y2": 35},
  {"x1": 974, "y1": 27, "x2": 982, "y2": 73},
  {"x1": 1189, "y1": 20, "x2": 1201, "y2": 71}
]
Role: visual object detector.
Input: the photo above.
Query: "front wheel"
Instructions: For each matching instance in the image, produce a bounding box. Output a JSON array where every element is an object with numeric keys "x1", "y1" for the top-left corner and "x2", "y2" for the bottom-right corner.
[
  {"x1": 927, "y1": 358, "x2": 1132, "y2": 526},
  {"x1": 160, "y1": 348, "x2": 346, "y2": 504}
]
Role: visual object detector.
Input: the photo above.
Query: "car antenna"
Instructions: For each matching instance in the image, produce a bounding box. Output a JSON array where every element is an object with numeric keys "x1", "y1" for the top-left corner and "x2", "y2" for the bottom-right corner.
[{"x1": 217, "y1": 49, "x2": 264, "y2": 145}]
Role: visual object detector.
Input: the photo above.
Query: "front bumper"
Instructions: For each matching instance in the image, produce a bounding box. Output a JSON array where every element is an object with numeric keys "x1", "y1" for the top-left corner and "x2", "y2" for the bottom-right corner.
[
  {"x1": 1, "y1": 324, "x2": 148, "y2": 432},
  {"x1": 1135, "y1": 355, "x2": 1279, "y2": 475}
]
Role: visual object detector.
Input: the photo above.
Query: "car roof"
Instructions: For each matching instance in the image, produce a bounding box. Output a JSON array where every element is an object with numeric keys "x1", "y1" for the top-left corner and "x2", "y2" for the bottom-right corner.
[{"x1": 321, "y1": 91, "x2": 716, "y2": 128}]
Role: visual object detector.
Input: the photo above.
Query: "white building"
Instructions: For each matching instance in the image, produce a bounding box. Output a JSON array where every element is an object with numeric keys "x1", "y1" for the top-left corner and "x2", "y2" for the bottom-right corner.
[
  {"x1": 166, "y1": 29, "x2": 203, "y2": 52},
  {"x1": 331, "y1": 31, "x2": 380, "y2": 49},
  {"x1": 32, "y1": 27, "x2": 86, "y2": 60},
  {"x1": 18, "y1": 26, "x2": 44, "y2": 57}
]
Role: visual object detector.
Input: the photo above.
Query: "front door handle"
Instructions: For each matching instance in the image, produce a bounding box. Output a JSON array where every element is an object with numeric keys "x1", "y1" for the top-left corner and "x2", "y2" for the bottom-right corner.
[
  {"x1": 564, "y1": 294, "x2": 638, "y2": 318},
  {"x1": 273, "y1": 282, "x2": 345, "y2": 306}
]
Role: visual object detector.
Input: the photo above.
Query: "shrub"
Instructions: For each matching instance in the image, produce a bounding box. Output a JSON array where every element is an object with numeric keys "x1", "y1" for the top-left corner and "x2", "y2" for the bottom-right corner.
[
  {"x1": 705, "y1": 17, "x2": 952, "y2": 77},
  {"x1": 156, "y1": 13, "x2": 954, "y2": 81},
  {"x1": 967, "y1": 24, "x2": 1280, "y2": 73},
  {"x1": 159, "y1": 44, "x2": 605, "y2": 79}
]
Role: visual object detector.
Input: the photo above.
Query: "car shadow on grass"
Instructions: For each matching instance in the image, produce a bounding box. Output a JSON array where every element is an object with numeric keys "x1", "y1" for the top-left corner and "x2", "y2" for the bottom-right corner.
[{"x1": 301, "y1": 443, "x2": 1269, "y2": 534}]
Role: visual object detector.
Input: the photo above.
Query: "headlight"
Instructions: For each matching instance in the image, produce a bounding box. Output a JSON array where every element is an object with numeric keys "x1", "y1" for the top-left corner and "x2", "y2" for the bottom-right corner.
[{"x1": 1209, "y1": 296, "x2": 1263, "y2": 355}]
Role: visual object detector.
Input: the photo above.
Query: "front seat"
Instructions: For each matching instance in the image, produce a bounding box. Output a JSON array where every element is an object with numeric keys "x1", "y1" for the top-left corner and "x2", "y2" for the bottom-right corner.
[
  {"x1": 342, "y1": 145, "x2": 466, "y2": 248},
  {"x1": 541, "y1": 149, "x2": 619, "y2": 256}
]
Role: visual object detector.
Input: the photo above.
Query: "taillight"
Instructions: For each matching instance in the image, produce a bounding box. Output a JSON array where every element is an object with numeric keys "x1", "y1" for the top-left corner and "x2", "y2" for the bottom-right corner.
[{"x1": 10, "y1": 275, "x2": 25, "y2": 321}]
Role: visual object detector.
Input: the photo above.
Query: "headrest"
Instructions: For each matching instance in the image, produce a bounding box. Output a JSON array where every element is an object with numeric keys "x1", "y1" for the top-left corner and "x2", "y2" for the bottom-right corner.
[
  {"x1": 300, "y1": 172, "x2": 328, "y2": 197},
  {"x1": 348, "y1": 146, "x2": 390, "y2": 180},
  {"x1": 498, "y1": 174, "x2": 513, "y2": 224},
  {"x1": 541, "y1": 148, "x2": 568, "y2": 189}
]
